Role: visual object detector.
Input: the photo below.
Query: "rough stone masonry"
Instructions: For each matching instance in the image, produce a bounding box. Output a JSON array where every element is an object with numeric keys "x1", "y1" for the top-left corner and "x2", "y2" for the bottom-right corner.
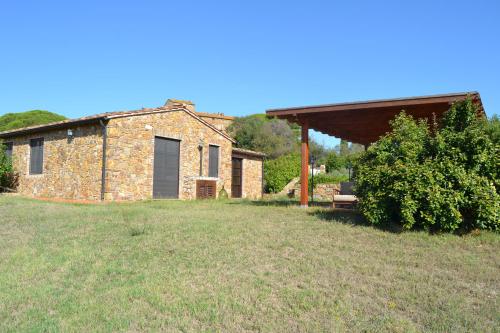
[{"x1": 0, "y1": 101, "x2": 264, "y2": 201}]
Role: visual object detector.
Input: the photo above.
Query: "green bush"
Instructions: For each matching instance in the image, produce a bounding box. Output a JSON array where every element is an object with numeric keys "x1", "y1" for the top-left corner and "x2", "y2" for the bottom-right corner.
[
  {"x1": 0, "y1": 142, "x2": 19, "y2": 192},
  {"x1": 264, "y1": 153, "x2": 301, "y2": 193},
  {"x1": 354, "y1": 98, "x2": 499, "y2": 232}
]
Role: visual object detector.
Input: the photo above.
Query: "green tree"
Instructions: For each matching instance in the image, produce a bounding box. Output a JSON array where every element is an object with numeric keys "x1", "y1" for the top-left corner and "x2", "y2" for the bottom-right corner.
[
  {"x1": 349, "y1": 143, "x2": 365, "y2": 154},
  {"x1": 0, "y1": 110, "x2": 66, "y2": 132},
  {"x1": 228, "y1": 114, "x2": 302, "y2": 159},
  {"x1": 229, "y1": 114, "x2": 335, "y2": 192},
  {"x1": 227, "y1": 114, "x2": 266, "y2": 150},
  {"x1": 325, "y1": 152, "x2": 343, "y2": 172},
  {"x1": 254, "y1": 119, "x2": 298, "y2": 159},
  {"x1": 309, "y1": 140, "x2": 331, "y2": 165},
  {"x1": 229, "y1": 114, "x2": 335, "y2": 161},
  {"x1": 333, "y1": 140, "x2": 364, "y2": 169},
  {"x1": 354, "y1": 98, "x2": 499, "y2": 232},
  {"x1": 338, "y1": 139, "x2": 349, "y2": 157},
  {"x1": 484, "y1": 114, "x2": 500, "y2": 145}
]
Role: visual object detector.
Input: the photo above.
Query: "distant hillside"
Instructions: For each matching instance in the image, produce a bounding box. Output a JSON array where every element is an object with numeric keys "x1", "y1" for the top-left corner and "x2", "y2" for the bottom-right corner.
[{"x1": 0, "y1": 110, "x2": 67, "y2": 132}]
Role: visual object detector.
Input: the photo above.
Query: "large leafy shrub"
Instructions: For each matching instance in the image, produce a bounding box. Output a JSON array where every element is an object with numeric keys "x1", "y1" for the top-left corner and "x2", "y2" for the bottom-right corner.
[
  {"x1": 264, "y1": 153, "x2": 301, "y2": 193},
  {"x1": 354, "y1": 98, "x2": 499, "y2": 232},
  {"x1": 0, "y1": 142, "x2": 19, "y2": 192}
]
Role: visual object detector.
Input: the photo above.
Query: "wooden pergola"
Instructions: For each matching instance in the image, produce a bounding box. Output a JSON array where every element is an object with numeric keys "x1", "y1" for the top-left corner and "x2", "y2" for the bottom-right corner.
[{"x1": 266, "y1": 92, "x2": 484, "y2": 207}]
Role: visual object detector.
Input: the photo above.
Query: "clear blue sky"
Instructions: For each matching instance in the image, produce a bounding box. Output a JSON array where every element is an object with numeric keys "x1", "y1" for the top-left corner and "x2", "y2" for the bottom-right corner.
[{"x1": 1, "y1": 0, "x2": 499, "y2": 146}]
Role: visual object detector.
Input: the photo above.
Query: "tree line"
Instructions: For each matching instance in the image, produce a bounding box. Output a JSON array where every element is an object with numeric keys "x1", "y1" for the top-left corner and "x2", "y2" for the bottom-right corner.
[{"x1": 227, "y1": 114, "x2": 363, "y2": 192}]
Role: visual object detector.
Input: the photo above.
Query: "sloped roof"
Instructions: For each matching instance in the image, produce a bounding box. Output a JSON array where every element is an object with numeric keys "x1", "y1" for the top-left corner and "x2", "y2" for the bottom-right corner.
[
  {"x1": 266, "y1": 92, "x2": 484, "y2": 145},
  {"x1": 232, "y1": 147, "x2": 266, "y2": 158},
  {"x1": 0, "y1": 103, "x2": 236, "y2": 143}
]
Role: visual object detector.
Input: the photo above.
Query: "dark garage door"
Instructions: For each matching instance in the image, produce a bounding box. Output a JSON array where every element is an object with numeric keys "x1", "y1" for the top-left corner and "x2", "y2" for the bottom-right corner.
[
  {"x1": 153, "y1": 137, "x2": 180, "y2": 199},
  {"x1": 231, "y1": 157, "x2": 242, "y2": 198}
]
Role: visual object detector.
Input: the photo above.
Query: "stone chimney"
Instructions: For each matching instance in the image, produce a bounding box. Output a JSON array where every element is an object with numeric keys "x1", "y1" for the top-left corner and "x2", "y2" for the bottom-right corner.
[{"x1": 165, "y1": 99, "x2": 195, "y2": 112}]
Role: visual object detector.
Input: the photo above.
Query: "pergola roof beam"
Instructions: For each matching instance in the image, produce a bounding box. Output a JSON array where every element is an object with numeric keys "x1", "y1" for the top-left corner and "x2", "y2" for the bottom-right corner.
[{"x1": 267, "y1": 92, "x2": 483, "y2": 144}]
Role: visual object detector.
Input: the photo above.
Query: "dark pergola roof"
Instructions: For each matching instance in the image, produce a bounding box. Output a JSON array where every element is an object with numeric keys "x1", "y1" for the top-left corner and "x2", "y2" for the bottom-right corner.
[{"x1": 266, "y1": 92, "x2": 484, "y2": 145}]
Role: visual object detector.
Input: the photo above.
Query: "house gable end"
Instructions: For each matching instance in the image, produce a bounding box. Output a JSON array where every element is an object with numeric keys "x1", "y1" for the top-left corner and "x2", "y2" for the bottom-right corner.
[{"x1": 106, "y1": 107, "x2": 235, "y2": 143}]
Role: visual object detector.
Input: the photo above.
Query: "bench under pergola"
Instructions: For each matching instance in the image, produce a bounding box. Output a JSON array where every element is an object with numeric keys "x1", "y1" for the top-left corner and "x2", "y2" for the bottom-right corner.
[{"x1": 266, "y1": 92, "x2": 484, "y2": 207}]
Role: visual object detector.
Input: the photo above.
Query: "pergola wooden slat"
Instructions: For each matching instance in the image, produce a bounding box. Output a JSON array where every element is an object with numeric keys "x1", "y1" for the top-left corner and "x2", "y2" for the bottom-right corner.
[{"x1": 266, "y1": 92, "x2": 484, "y2": 207}]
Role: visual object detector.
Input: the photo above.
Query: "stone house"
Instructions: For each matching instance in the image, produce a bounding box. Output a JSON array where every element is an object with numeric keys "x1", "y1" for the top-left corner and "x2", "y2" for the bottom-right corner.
[{"x1": 0, "y1": 100, "x2": 265, "y2": 201}]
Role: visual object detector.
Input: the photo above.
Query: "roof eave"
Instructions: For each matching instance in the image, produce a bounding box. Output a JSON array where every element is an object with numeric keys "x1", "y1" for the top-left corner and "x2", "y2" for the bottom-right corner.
[
  {"x1": 266, "y1": 92, "x2": 483, "y2": 117},
  {"x1": 232, "y1": 147, "x2": 266, "y2": 158}
]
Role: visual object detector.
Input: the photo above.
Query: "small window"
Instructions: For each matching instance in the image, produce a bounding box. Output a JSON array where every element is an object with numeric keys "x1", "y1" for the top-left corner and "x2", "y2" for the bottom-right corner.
[
  {"x1": 208, "y1": 145, "x2": 219, "y2": 178},
  {"x1": 3, "y1": 142, "x2": 13, "y2": 159},
  {"x1": 29, "y1": 138, "x2": 44, "y2": 174}
]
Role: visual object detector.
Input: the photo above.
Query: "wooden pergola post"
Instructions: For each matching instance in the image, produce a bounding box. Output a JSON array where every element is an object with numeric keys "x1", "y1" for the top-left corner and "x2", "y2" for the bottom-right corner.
[
  {"x1": 266, "y1": 93, "x2": 485, "y2": 208},
  {"x1": 300, "y1": 120, "x2": 309, "y2": 207}
]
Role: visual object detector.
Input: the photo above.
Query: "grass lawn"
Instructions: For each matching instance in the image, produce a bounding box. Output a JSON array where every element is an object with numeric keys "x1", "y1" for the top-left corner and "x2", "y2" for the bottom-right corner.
[{"x1": 0, "y1": 196, "x2": 498, "y2": 332}]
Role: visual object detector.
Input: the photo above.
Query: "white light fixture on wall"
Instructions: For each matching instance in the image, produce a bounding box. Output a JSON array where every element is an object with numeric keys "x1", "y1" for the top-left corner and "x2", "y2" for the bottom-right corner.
[{"x1": 67, "y1": 129, "x2": 73, "y2": 138}]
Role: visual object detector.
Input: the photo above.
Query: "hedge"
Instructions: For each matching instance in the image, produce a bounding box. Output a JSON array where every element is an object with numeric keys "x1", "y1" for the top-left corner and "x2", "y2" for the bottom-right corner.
[{"x1": 263, "y1": 153, "x2": 301, "y2": 193}]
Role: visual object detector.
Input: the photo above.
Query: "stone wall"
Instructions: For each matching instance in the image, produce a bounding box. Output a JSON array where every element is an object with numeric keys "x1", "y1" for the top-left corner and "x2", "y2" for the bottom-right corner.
[
  {"x1": 291, "y1": 182, "x2": 339, "y2": 201},
  {"x1": 242, "y1": 156, "x2": 263, "y2": 199},
  {"x1": 196, "y1": 113, "x2": 234, "y2": 132},
  {"x1": 104, "y1": 110, "x2": 233, "y2": 200},
  {"x1": 314, "y1": 183, "x2": 338, "y2": 201},
  {"x1": 4, "y1": 124, "x2": 103, "y2": 200}
]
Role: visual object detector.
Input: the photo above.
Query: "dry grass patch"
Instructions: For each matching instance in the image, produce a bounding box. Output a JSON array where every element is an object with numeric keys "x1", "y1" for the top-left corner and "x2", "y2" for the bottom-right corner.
[{"x1": 0, "y1": 196, "x2": 498, "y2": 332}]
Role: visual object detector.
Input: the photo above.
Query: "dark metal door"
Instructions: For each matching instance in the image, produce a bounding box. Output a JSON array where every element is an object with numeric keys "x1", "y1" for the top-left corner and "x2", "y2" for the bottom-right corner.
[
  {"x1": 231, "y1": 157, "x2": 242, "y2": 198},
  {"x1": 153, "y1": 137, "x2": 180, "y2": 199}
]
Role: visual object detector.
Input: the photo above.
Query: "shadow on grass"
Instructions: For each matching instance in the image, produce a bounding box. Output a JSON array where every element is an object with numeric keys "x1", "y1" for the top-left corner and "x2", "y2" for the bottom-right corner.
[
  {"x1": 309, "y1": 209, "x2": 404, "y2": 233},
  {"x1": 227, "y1": 198, "x2": 404, "y2": 233},
  {"x1": 224, "y1": 198, "x2": 295, "y2": 207},
  {"x1": 246, "y1": 199, "x2": 333, "y2": 208}
]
